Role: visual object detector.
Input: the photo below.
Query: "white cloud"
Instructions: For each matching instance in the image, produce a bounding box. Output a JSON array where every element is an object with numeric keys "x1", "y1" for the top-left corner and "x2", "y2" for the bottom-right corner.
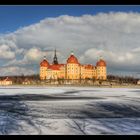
[
  {"x1": 0, "y1": 44, "x2": 15, "y2": 59},
  {"x1": 0, "y1": 66, "x2": 34, "y2": 76},
  {"x1": 1, "y1": 12, "x2": 140, "y2": 76},
  {"x1": 79, "y1": 48, "x2": 135, "y2": 67},
  {"x1": 24, "y1": 47, "x2": 44, "y2": 62}
]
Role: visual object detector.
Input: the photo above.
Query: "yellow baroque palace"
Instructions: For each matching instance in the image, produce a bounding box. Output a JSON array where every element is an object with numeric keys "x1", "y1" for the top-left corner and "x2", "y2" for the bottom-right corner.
[{"x1": 40, "y1": 50, "x2": 107, "y2": 80}]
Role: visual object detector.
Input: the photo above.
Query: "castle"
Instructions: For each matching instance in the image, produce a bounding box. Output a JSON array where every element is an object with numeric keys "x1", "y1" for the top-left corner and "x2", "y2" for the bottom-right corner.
[{"x1": 40, "y1": 50, "x2": 107, "y2": 80}]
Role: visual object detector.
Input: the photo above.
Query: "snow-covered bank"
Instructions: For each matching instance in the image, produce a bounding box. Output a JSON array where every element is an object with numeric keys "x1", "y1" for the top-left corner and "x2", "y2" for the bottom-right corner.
[{"x1": 0, "y1": 87, "x2": 140, "y2": 135}]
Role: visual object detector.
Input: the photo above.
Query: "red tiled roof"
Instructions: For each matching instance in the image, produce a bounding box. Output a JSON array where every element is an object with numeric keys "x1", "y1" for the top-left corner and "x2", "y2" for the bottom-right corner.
[
  {"x1": 48, "y1": 64, "x2": 64, "y2": 70},
  {"x1": 4, "y1": 77, "x2": 12, "y2": 81},
  {"x1": 67, "y1": 54, "x2": 79, "y2": 64},
  {"x1": 40, "y1": 59, "x2": 49, "y2": 67},
  {"x1": 96, "y1": 59, "x2": 106, "y2": 67},
  {"x1": 84, "y1": 64, "x2": 94, "y2": 69}
]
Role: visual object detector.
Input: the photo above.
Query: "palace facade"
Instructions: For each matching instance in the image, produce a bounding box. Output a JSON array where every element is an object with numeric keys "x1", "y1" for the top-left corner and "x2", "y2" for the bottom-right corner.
[{"x1": 40, "y1": 50, "x2": 107, "y2": 80}]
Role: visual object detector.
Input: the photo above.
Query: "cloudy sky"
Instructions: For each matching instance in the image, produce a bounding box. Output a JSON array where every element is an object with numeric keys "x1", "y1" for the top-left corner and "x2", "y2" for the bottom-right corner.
[{"x1": 0, "y1": 6, "x2": 140, "y2": 77}]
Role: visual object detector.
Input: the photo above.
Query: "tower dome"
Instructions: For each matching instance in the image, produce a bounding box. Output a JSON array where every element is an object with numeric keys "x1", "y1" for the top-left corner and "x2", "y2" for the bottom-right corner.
[
  {"x1": 96, "y1": 59, "x2": 106, "y2": 67},
  {"x1": 67, "y1": 51, "x2": 79, "y2": 64},
  {"x1": 40, "y1": 56, "x2": 49, "y2": 67}
]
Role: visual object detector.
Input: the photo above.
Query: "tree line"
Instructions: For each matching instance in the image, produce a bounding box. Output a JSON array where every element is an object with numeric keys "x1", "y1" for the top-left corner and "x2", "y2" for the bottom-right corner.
[
  {"x1": 0, "y1": 74, "x2": 139, "y2": 85},
  {"x1": 107, "y1": 74, "x2": 139, "y2": 84},
  {"x1": 0, "y1": 74, "x2": 40, "y2": 84}
]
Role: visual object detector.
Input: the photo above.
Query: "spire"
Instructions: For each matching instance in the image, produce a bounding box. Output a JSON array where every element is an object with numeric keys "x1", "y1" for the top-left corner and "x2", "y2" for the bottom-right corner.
[
  {"x1": 54, "y1": 49, "x2": 56, "y2": 56},
  {"x1": 53, "y1": 49, "x2": 58, "y2": 64}
]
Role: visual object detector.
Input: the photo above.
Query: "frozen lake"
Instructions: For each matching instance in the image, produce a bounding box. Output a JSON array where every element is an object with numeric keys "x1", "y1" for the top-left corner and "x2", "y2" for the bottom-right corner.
[{"x1": 0, "y1": 86, "x2": 140, "y2": 135}]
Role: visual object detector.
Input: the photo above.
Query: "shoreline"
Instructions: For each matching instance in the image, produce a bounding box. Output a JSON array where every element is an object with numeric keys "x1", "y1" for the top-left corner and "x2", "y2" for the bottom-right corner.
[{"x1": 1, "y1": 84, "x2": 140, "y2": 89}]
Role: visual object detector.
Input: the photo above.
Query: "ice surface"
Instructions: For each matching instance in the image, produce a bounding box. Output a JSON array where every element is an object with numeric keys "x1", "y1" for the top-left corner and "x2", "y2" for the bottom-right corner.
[{"x1": 0, "y1": 86, "x2": 140, "y2": 135}]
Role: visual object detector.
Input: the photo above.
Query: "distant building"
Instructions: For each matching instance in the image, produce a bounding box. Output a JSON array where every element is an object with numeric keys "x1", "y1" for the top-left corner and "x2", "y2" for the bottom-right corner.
[
  {"x1": 40, "y1": 50, "x2": 107, "y2": 80},
  {"x1": 137, "y1": 80, "x2": 140, "y2": 85},
  {"x1": 0, "y1": 77, "x2": 13, "y2": 85},
  {"x1": 22, "y1": 78, "x2": 31, "y2": 85}
]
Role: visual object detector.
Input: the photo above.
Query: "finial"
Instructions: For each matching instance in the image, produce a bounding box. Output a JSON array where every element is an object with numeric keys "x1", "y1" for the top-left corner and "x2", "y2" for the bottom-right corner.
[
  {"x1": 71, "y1": 50, "x2": 74, "y2": 55},
  {"x1": 44, "y1": 56, "x2": 46, "y2": 59},
  {"x1": 100, "y1": 55, "x2": 103, "y2": 60},
  {"x1": 97, "y1": 56, "x2": 99, "y2": 60}
]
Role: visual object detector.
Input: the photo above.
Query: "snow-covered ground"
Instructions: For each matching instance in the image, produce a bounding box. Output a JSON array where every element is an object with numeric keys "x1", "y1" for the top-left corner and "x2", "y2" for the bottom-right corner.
[{"x1": 0, "y1": 86, "x2": 140, "y2": 135}]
